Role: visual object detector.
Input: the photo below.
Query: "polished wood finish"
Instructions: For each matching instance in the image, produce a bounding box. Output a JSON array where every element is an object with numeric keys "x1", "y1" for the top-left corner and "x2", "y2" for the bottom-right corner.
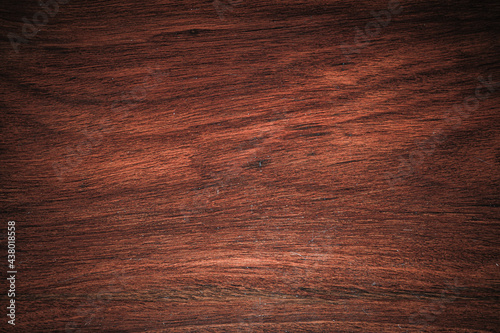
[{"x1": 1, "y1": 0, "x2": 499, "y2": 331}]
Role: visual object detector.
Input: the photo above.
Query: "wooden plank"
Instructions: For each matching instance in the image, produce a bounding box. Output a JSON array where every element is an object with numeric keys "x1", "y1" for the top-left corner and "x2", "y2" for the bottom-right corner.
[{"x1": 1, "y1": 0, "x2": 499, "y2": 331}]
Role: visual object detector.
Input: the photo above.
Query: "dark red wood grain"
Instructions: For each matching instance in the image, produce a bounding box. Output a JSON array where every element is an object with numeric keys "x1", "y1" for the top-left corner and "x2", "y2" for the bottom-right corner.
[{"x1": 1, "y1": 0, "x2": 499, "y2": 332}]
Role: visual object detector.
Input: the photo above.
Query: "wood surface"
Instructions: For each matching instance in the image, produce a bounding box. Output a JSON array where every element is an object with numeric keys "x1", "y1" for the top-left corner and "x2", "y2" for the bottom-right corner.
[{"x1": 1, "y1": 0, "x2": 499, "y2": 332}]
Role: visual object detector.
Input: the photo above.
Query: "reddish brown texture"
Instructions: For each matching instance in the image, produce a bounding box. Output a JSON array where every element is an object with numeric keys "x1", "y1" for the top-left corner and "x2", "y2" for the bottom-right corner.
[{"x1": 0, "y1": 0, "x2": 499, "y2": 332}]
